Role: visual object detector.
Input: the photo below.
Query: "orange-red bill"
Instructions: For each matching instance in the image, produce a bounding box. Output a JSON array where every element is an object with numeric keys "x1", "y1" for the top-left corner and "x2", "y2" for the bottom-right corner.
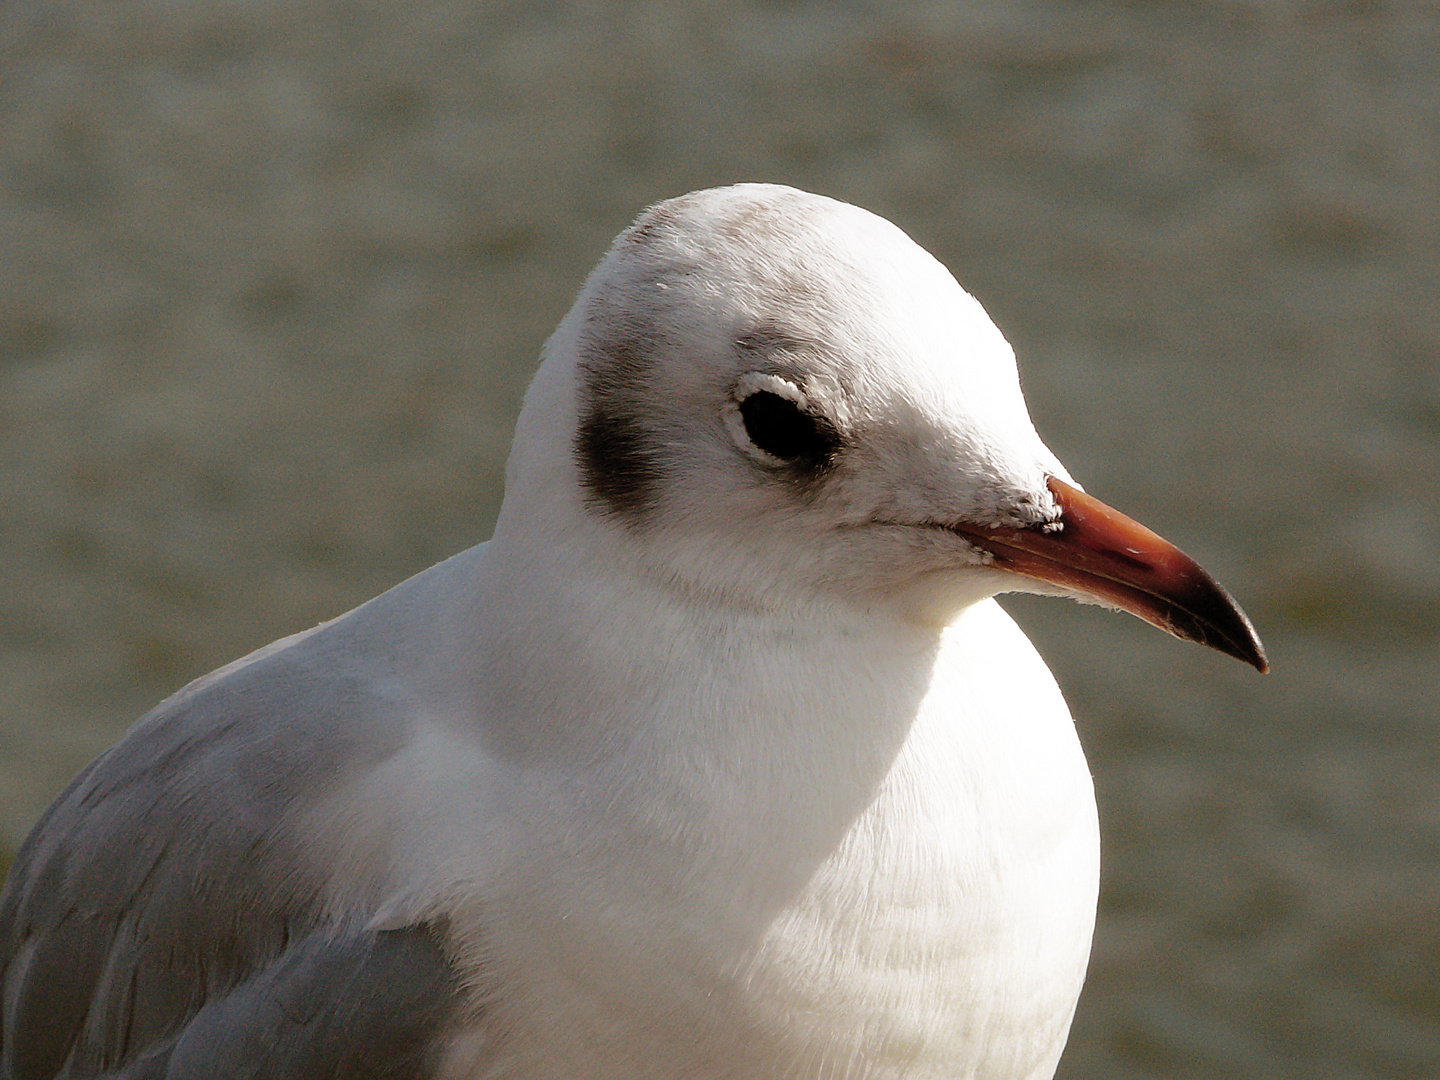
[{"x1": 954, "y1": 477, "x2": 1269, "y2": 673}]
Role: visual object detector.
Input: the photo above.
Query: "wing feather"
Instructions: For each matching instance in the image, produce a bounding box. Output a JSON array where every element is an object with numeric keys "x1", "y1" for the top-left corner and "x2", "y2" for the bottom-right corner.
[
  {"x1": 166, "y1": 925, "x2": 459, "y2": 1080},
  {"x1": 0, "y1": 636, "x2": 466, "y2": 1079}
]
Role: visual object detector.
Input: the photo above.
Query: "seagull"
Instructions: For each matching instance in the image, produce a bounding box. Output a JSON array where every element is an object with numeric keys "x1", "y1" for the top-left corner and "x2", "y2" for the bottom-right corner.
[{"x1": 0, "y1": 184, "x2": 1266, "y2": 1080}]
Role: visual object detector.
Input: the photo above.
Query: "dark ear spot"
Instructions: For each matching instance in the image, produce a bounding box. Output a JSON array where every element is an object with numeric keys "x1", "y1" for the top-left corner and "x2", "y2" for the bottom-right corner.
[
  {"x1": 574, "y1": 311, "x2": 664, "y2": 521},
  {"x1": 576, "y1": 405, "x2": 658, "y2": 518}
]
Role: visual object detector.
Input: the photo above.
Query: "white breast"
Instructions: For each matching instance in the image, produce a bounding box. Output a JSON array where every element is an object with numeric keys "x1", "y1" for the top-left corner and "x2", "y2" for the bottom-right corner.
[
  {"x1": 736, "y1": 600, "x2": 1100, "y2": 1080},
  {"x1": 379, "y1": 571, "x2": 1097, "y2": 1080}
]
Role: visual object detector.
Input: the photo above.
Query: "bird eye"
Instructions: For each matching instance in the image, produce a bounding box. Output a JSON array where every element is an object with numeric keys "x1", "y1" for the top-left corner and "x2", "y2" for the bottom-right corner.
[{"x1": 739, "y1": 391, "x2": 836, "y2": 464}]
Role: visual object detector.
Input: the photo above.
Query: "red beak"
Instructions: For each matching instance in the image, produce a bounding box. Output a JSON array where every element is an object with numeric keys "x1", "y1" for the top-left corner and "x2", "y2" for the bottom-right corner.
[{"x1": 954, "y1": 477, "x2": 1269, "y2": 673}]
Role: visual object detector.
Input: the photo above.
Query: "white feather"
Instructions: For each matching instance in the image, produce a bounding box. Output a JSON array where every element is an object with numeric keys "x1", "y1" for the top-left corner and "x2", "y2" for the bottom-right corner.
[{"x1": 288, "y1": 185, "x2": 1100, "y2": 1078}]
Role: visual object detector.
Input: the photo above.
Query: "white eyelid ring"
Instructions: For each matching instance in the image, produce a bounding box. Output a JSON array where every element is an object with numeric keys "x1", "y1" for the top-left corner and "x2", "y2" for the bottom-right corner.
[
  {"x1": 723, "y1": 372, "x2": 808, "y2": 463},
  {"x1": 734, "y1": 371, "x2": 809, "y2": 409}
]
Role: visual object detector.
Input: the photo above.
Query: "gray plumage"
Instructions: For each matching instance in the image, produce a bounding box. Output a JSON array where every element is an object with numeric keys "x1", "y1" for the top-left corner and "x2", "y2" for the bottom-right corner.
[{"x1": 0, "y1": 630, "x2": 462, "y2": 1079}]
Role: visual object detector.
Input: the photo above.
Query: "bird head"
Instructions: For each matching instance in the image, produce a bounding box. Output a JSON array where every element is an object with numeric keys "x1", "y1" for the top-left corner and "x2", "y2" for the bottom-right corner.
[{"x1": 504, "y1": 184, "x2": 1266, "y2": 671}]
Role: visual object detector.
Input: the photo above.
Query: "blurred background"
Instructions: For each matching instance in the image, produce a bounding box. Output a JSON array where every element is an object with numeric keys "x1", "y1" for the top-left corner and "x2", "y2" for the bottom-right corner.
[{"x1": 2, "y1": 1, "x2": 1437, "y2": 1076}]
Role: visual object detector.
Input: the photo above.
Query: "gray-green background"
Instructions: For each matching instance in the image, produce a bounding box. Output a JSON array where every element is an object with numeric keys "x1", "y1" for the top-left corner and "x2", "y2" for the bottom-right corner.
[{"x1": 3, "y1": 2, "x2": 1437, "y2": 1077}]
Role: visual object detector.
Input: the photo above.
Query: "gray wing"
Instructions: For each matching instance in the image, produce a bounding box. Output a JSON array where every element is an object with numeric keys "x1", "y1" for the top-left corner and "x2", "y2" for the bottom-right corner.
[{"x1": 0, "y1": 639, "x2": 465, "y2": 1079}]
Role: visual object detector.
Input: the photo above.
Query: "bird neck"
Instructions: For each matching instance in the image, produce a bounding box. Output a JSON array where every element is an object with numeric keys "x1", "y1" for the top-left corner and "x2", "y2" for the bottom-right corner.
[{"x1": 473, "y1": 514, "x2": 944, "y2": 919}]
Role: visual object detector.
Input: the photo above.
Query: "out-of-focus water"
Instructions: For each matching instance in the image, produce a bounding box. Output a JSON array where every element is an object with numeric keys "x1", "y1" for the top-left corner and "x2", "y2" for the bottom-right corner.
[{"x1": 2, "y1": 2, "x2": 1437, "y2": 1076}]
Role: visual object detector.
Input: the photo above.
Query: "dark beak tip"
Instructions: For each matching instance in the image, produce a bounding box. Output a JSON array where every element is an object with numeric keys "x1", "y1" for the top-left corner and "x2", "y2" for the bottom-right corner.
[
  {"x1": 1180, "y1": 589, "x2": 1269, "y2": 674},
  {"x1": 1231, "y1": 634, "x2": 1270, "y2": 675},
  {"x1": 1247, "y1": 630, "x2": 1271, "y2": 674},
  {"x1": 1239, "y1": 627, "x2": 1271, "y2": 675},
  {"x1": 1209, "y1": 583, "x2": 1270, "y2": 675}
]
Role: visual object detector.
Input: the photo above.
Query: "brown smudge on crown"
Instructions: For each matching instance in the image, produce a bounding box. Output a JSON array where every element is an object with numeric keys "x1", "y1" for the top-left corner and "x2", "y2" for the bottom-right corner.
[{"x1": 624, "y1": 201, "x2": 677, "y2": 246}]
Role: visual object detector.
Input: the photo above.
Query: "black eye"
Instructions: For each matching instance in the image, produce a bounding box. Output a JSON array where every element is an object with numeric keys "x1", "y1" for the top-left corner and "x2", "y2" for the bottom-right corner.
[{"x1": 739, "y1": 391, "x2": 837, "y2": 464}]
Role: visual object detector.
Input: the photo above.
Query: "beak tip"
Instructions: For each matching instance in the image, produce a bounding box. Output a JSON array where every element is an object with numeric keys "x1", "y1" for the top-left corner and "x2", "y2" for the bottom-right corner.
[
  {"x1": 1172, "y1": 578, "x2": 1269, "y2": 674},
  {"x1": 1242, "y1": 629, "x2": 1270, "y2": 675},
  {"x1": 1215, "y1": 585, "x2": 1269, "y2": 675},
  {"x1": 1187, "y1": 594, "x2": 1268, "y2": 674},
  {"x1": 1239, "y1": 639, "x2": 1270, "y2": 675}
]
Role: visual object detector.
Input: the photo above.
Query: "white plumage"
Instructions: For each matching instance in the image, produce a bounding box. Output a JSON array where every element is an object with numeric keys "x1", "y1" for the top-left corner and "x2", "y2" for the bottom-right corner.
[{"x1": 0, "y1": 184, "x2": 1263, "y2": 1080}]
